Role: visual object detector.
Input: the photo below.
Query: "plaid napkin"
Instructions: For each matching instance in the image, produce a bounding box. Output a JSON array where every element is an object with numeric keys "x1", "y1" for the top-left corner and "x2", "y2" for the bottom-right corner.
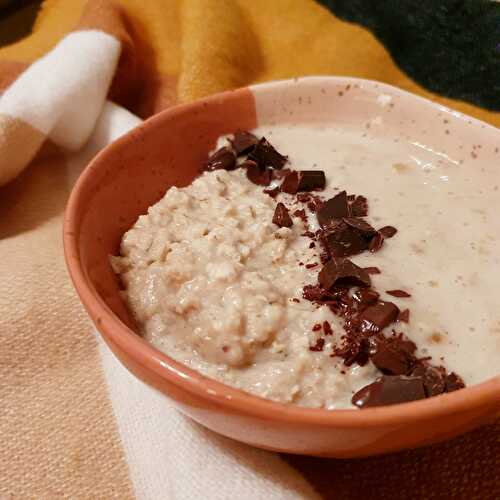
[{"x1": 1, "y1": 1, "x2": 499, "y2": 498}]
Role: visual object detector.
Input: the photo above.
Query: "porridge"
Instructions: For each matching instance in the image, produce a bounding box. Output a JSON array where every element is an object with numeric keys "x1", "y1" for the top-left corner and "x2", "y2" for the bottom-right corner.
[{"x1": 111, "y1": 127, "x2": 500, "y2": 409}]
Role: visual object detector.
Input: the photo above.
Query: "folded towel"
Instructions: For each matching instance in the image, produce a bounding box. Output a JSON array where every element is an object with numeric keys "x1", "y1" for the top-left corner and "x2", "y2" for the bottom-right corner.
[{"x1": 0, "y1": 1, "x2": 498, "y2": 498}]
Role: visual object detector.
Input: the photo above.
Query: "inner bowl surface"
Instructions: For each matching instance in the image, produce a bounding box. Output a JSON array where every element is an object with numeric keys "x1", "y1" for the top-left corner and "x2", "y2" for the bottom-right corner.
[{"x1": 64, "y1": 77, "x2": 500, "y2": 457}]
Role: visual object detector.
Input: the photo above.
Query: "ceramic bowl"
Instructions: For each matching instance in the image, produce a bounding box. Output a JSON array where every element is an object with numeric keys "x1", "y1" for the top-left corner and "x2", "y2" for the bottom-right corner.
[{"x1": 64, "y1": 77, "x2": 500, "y2": 457}]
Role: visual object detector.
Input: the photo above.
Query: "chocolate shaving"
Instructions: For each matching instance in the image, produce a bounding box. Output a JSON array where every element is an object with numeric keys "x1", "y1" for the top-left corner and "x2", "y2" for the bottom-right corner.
[
  {"x1": 368, "y1": 232, "x2": 384, "y2": 253},
  {"x1": 352, "y1": 375, "x2": 426, "y2": 408},
  {"x1": 398, "y1": 308, "x2": 410, "y2": 323},
  {"x1": 309, "y1": 338, "x2": 325, "y2": 352},
  {"x1": 379, "y1": 226, "x2": 398, "y2": 238},
  {"x1": 272, "y1": 202, "x2": 293, "y2": 228},
  {"x1": 293, "y1": 209, "x2": 307, "y2": 223},
  {"x1": 245, "y1": 160, "x2": 271, "y2": 186},
  {"x1": 317, "y1": 191, "x2": 349, "y2": 227},
  {"x1": 249, "y1": 137, "x2": 288, "y2": 169},
  {"x1": 445, "y1": 372, "x2": 465, "y2": 392},
  {"x1": 230, "y1": 130, "x2": 259, "y2": 155},
  {"x1": 318, "y1": 259, "x2": 371, "y2": 290},
  {"x1": 358, "y1": 301, "x2": 399, "y2": 334},
  {"x1": 386, "y1": 289, "x2": 411, "y2": 298},
  {"x1": 349, "y1": 195, "x2": 368, "y2": 217},
  {"x1": 323, "y1": 321, "x2": 333, "y2": 335},
  {"x1": 205, "y1": 147, "x2": 236, "y2": 171}
]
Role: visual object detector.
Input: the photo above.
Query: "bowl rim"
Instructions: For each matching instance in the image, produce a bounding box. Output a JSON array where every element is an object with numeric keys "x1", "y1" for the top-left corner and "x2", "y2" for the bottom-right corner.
[{"x1": 64, "y1": 76, "x2": 500, "y2": 428}]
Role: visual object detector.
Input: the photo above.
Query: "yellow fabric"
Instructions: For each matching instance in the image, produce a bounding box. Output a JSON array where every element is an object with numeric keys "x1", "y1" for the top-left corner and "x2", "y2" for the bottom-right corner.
[{"x1": 1, "y1": 0, "x2": 498, "y2": 126}]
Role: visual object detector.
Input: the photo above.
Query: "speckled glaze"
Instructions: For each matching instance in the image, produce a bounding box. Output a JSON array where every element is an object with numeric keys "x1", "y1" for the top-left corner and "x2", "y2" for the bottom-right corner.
[{"x1": 64, "y1": 78, "x2": 500, "y2": 457}]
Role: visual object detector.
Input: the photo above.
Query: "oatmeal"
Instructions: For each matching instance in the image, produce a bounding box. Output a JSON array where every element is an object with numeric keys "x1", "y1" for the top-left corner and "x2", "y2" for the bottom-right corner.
[{"x1": 112, "y1": 126, "x2": 500, "y2": 409}]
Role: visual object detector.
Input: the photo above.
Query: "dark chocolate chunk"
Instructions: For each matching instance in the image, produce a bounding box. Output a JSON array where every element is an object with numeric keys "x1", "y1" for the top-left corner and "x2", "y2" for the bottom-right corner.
[
  {"x1": 280, "y1": 171, "x2": 299, "y2": 194},
  {"x1": 349, "y1": 195, "x2": 368, "y2": 217},
  {"x1": 364, "y1": 266, "x2": 381, "y2": 275},
  {"x1": 342, "y1": 217, "x2": 377, "y2": 236},
  {"x1": 323, "y1": 224, "x2": 368, "y2": 257},
  {"x1": 230, "y1": 130, "x2": 259, "y2": 155},
  {"x1": 386, "y1": 289, "x2": 411, "y2": 298},
  {"x1": 305, "y1": 263, "x2": 318, "y2": 269},
  {"x1": 379, "y1": 226, "x2": 398, "y2": 238},
  {"x1": 249, "y1": 137, "x2": 288, "y2": 169},
  {"x1": 358, "y1": 301, "x2": 399, "y2": 334},
  {"x1": 312, "y1": 323, "x2": 322, "y2": 331},
  {"x1": 297, "y1": 171, "x2": 326, "y2": 191},
  {"x1": 317, "y1": 191, "x2": 349, "y2": 227},
  {"x1": 445, "y1": 372, "x2": 465, "y2": 392},
  {"x1": 371, "y1": 339, "x2": 416, "y2": 375},
  {"x1": 263, "y1": 186, "x2": 280, "y2": 198},
  {"x1": 245, "y1": 160, "x2": 271, "y2": 186},
  {"x1": 352, "y1": 288, "x2": 380, "y2": 305},
  {"x1": 323, "y1": 321, "x2": 333, "y2": 335},
  {"x1": 398, "y1": 308, "x2": 410, "y2": 323},
  {"x1": 272, "y1": 202, "x2": 293, "y2": 228},
  {"x1": 411, "y1": 365, "x2": 446, "y2": 397},
  {"x1": 205, "y1": 147, "x2": 236, "y2": 171},
  {"x1": 352, "y1": 375, "x2": 426, "y2": 408},
  {"x1": 318, "y1": 259, "x2": 371, "y2": 290},
  {"x1": 309, "y1": 338, "x2": 325, "y2": 352},
  {"x1": 368, "y1": 232, "x2": 384, "y2": 253}
]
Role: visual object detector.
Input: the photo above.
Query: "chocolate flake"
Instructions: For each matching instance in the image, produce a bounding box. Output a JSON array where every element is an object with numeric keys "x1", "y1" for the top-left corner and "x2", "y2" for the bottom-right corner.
[
  {"x1": 293, "y1": 209, "x2": 307, "y2": 223},
  {"x1": 349, "y1": 195, "x2": 368, "y2": 217},
  {"x1": 230, "y1": 130, "x2": 259, "y2": 155},
  {"x1": 309, "y1": 338, "x2": 325, "y2": 352},
  {"x1": 445, "y1": 372, "x2": 465, "y2": 392},
  {"x1": 244, "y1": 160, "x2": 271, "y2": 186},
  {"x1": 358, "y1": 301, "x2": 399, "y2": 334},
  {"x1": 352, "y1": 375, "x2": 426, "y2": 408},
  {"x1": 368, "y1": 232, "x2": 384, "y2": 253},
  {"x1": 249, "y1": 137, "x2": 288, "y2": 169},
  {"x1": 379, "y1": 226, "x2": 398, "y2": 238},
  {"x1": 312, "y1": 323, "x2": 322, "y2": 332},
  {"x1": 398, "y1": 308, "x2": 410, "y2": 323},
  {"x1": 317, "y1": 191, "x2": 349, "y2": 227},
  {"x1": 205, "y1": 147, "x2": 236, "y2": 171},
  {"x1": 386, "y1": 289, "x2": 411, "y2": 298},
  {"x1": 272, "y1": 202, "x2": 293, "y2": 228},
  {"x1": 318, "y1": 259, "x2": 371, "y2": 290},
  {"x1": 323, "y1": 321, "x2": 333, "y2": 335}
]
